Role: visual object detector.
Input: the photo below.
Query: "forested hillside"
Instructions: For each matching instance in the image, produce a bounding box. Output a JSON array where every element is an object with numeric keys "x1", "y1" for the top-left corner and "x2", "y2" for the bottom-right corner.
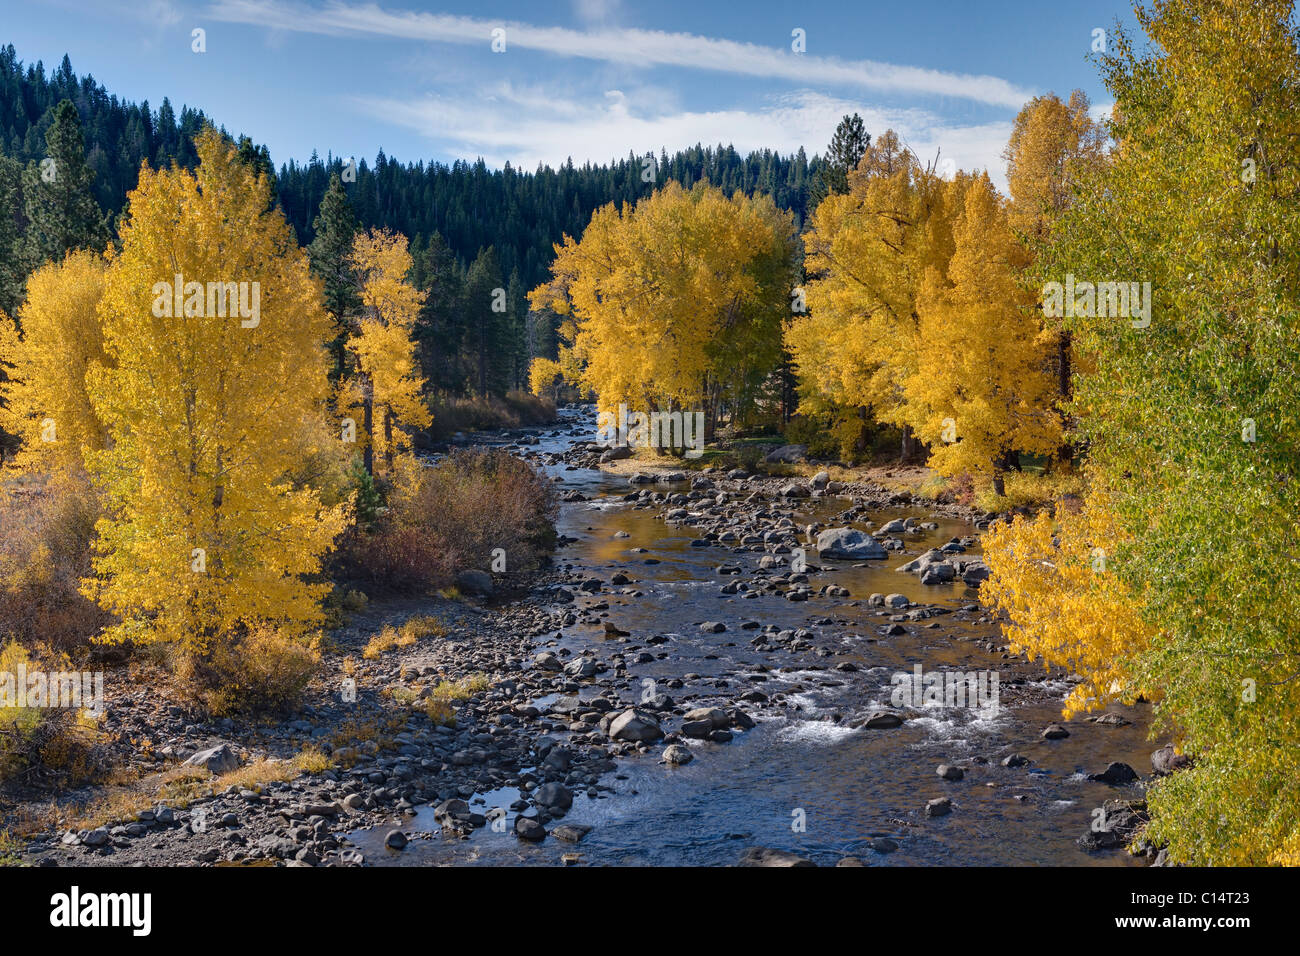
[{"x1": 0, "y1": 44, "x2": 823, "y2": 315}]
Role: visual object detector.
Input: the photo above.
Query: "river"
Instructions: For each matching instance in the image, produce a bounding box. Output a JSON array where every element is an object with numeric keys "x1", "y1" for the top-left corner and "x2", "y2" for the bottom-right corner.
[{"x1": 349, "y1": 407, "x2": 1154, "y2": 866}]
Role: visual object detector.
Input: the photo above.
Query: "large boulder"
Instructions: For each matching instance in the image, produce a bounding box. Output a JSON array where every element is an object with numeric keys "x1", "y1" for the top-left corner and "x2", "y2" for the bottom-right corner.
[
  {"x1": 455, "y1": 569, "x2": 493, "y2": 596},
  {"x1": 608, "y1": 708, "x2": 664, "y2": 743},
  {"x1": 599, "y1": 446, "x2": 633, "y2": 462},
  {"x1": 764, "y1": 444, "x2": 807, "y2": 464},
  {"x1": 816, "y1": 528, "x2": 887, "y2": 560},
  {"x1": 185, "y1": 744, "x2": 240, "y2": 775}
]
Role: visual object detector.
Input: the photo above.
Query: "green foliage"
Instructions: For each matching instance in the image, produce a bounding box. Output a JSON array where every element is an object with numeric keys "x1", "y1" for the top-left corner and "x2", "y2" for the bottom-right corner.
[{"x1": 1040, "y1": 0, "x2": 1300, "y2": 865}]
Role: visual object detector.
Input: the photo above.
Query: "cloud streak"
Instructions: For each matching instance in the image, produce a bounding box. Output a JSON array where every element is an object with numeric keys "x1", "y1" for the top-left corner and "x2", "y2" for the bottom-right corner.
[
  {"x1": 353, "y1": 87, "x2": 1013, "y2": 192},
  {"x1": 207, "y1": 0, "x2": 1036, "y2": 109}
]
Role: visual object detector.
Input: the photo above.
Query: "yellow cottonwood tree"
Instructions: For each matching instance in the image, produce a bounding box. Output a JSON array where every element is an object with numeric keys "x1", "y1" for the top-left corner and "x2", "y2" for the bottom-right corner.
[
  {"x1": 1004, "y1": 91, "x2": 1107, "y2": 463},
  {"x1": 84, "y1": 128, "x2": 347, "y2": 654},
  {"x1": 527, "y1": 356, "x2": 563, "y2": 400},
  {"x1": 346, "y1": 229, "x2": 430, "y2": 479},
  {"x1": 786, "y1": 131, "x2": 962, "y2": 458},
  {"x1": 0, "y1": 251, "x2": 109, "y2": 473},
  {"x1": 905, "y1": 173, "x2": 1061, "y2": 493},
  {"x1": 530, "y1": 181, "x2": 797, "y2": 433},
  {"x1": 981, "y1": 487, "x2": 1154, "y2": 718}
]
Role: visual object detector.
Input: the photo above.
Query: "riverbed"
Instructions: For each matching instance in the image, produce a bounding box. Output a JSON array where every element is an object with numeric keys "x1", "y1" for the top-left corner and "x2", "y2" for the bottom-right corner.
[{"x1": 349, "y1": 408, "x2": 1155, "y2": 866}]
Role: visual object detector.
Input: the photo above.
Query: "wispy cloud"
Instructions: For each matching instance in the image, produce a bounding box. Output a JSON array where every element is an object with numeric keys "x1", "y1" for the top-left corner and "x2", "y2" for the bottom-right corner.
[
  {"x1": 207, "y1": 0, "x2": 1036, "y2": 109},
  {"x1": 353, "y1": 87, "x2": 1013, "y2": 190}
]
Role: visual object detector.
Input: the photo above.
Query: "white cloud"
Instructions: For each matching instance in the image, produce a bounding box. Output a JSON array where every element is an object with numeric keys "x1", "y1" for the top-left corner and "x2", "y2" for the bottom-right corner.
[
  {"x1": 207, "y1": 0, "x2": 1036, "y2": 109},
  {"x1": 351, "y1": 87, "x2": 1013, "y2": 192}
]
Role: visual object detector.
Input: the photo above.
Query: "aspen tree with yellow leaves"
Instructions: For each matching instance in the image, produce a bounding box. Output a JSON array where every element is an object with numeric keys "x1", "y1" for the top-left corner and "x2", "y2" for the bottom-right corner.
[
  {"x1": 904, "y1": 173, "x2": 1061, "y2": 495},
  {"x1": 83, "y1": 127, "x2": 347, "y2": 656},
  {"x1": 786, "y1": 131, "x2": 960, "y2": 461},
  {"x1": 529, "y1": 181, "x2": 797, "y2": 437},
  {"x1": 983, "y1": 0, "x2": 1300, "y2": 864},
  {"x1": 1004, "y1": 91, "x2": 1106, "y2": 465},
  {"x1": 346, "y1": 228, "x2": 431, "y2": 480},
  {"x1": 0, "y1": 251, "x2": 108, "y2": 473}
]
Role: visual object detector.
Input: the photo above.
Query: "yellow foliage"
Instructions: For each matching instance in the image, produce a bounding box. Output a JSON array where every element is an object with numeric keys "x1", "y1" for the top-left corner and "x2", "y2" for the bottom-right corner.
[
  {"x1": 346, "y1": 229, "x2": 430, "y2": 477},
  {"x1": 905, "y1": 173, "x2": 1061, "y2": 487},
  {"x1": 528, "y1": 356, "x2": 562, "y2": 398},
  {"x1": 0, "y1": 251, "x2": 109, "y2": 473},
  {"x1": 787, "y1": 131, "x2": 963, "y2": 434},
  {"x1": 980, "y1": 489, "x2": 1154, "y2": 717},
  {"x1": 83, "y1": 127, "x2": 348, "y2": 653},
  {"x1": 530, "y1": 180, "x2": 796, "y2": 421}
]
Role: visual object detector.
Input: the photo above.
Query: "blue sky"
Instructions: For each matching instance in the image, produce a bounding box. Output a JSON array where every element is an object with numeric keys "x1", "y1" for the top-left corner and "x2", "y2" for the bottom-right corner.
[{"x1": 0, "y1": 0, "x2": 1139, "y2": 190}]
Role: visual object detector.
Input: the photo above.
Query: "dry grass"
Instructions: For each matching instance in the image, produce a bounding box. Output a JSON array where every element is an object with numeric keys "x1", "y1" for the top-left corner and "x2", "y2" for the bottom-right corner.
[
  {"x1": 177, "y1": 627, "x2": 322, "y2": 717},
  {"x1": 43, "y1": 745, "x2": 333, "y2": 835},
  {"x1": 361, "y1": 615, "x2": 446, "y2": 660}
]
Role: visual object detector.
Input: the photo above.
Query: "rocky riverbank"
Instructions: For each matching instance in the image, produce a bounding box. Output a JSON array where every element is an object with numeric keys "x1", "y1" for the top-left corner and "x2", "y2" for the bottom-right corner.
[{"x1": 7, "y1": 414, "x2": 1168, "y2": 867}]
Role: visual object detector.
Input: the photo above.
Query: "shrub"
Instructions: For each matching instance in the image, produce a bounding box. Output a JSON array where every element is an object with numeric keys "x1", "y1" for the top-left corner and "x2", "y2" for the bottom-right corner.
[
  {"x1": 426, "y1": 390, "x2": 556, "y2": 439},
  {"x1": 0, "y1": 473, "x2": 112, "y2": 657},
  {"x1": 176, "y1": 626, "x2": 321, "y2": 717},
  {"x1": 339, "y1": 448, "x2": 558, "y2": 594},
  {"x1": 0, "y1": 641, "x2": 106, "y2": 787}
]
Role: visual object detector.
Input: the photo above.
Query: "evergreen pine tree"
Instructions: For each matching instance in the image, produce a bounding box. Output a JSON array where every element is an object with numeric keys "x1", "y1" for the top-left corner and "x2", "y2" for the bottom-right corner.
[{"x1": 22, "y1": 99, "x2": 106, "y2": 267}]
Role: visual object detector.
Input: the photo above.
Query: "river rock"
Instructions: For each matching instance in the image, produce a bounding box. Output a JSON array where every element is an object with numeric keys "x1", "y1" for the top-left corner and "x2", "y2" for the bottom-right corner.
[
  {"x1": 816, "y1": 528, "x2": 887, "y2": 560},
  {"x1": 608, "y1": 708, "x2": 664, "y2": 742},
  {"x1": 185, "y1": 744, "x2": 240, "y2": 775},
  {"x1": 384, "y1": 830, "x2": 408, "y2": 850},
  {"x1": 455, "y1": 569, "x2": 493, "y2": 596},
  {"x1": 920, "y1": 562, "x2": 955, "y2": 585},
  {"x1": 855, "y1": 711, "x2": 903, "y2": 729},
  {"x1": 738, "y1": 847, "x2": 816, "y2": 867},
  {"x1": 552, "y1": 823, "x2": 592, "y2": 843},
  {"x1": 662, "y1": 744, "x2": 694, "y2": 765},
  {"x1": 937, "y1": 764, "x2": 964, "y2": 781},
  {"x1": 1087, "y1": 762, "x2": 1139, "y2": 784},
  {"x1": 535, "y1": 782, "x2": 573, "y2": 812},
  {"x1": 925, "y1": 797, "x2": 952, "y2": 817},
  {"x1": 599, "y1": 446, "x2": 633, "y2": 462},
  {"x1": 1150, "y1": 744, "x2": 1192, "y2": 776},
  {"x1": 515, "y1": 816, "x2": 547, "y2": 842},
  {"x1": 1041, "y1": 723, "x2": 1070, "y2": 740}
]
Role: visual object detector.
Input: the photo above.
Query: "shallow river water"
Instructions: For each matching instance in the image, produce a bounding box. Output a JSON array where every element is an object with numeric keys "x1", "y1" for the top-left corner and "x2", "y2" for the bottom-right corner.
[{"x1": 350, "y1": 411, "x2": 1155, "y2": 866}]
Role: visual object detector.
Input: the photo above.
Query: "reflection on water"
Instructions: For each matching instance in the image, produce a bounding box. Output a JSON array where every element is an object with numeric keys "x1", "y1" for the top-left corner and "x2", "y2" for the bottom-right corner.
[{"x1": 350, "y1": 412, "x2": 1153, "y2": 866}]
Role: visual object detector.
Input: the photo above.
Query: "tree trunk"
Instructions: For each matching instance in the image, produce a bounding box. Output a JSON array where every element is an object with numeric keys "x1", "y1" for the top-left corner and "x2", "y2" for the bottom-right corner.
[
  {"x1": 362, "y1": 375, "x2": 375, "y2": 479},
  {"x1": 901, "y1": 424, "x2": 916, "y2": 461},
  {"x1": 1057, "y1": 329, "x2": 1074, "y2": 467},
  {"x1": 383, "y1": 405, "x2": 394, "y2": 475}
]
